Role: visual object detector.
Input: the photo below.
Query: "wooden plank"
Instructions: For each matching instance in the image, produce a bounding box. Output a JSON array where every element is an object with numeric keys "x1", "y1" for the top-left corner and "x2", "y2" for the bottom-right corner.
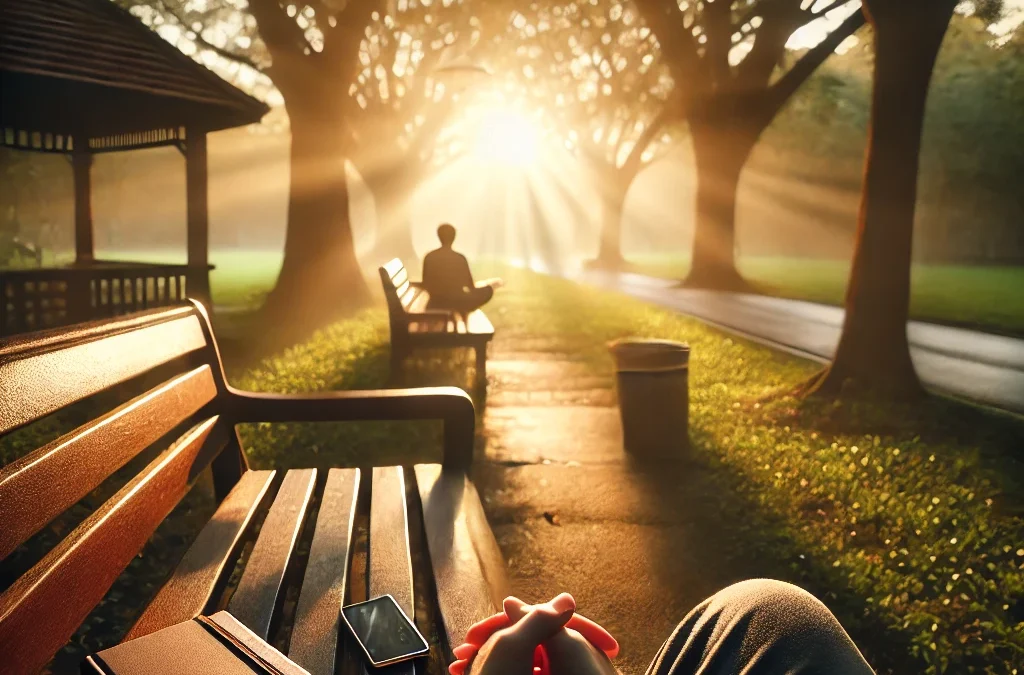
[
  {"x1": 397, "y1": 281, "x2": 416, "y2": 307},
  {"x1": 412, "y1": 464, "x2": 508, "y2": 662},
  {"x1": 369, "y1": 467, "x2": 414, "y2": 616},
  {"x1": 288, "y1": 469, "x2": 360, "y2": 675},
  {"x1": 228, "y1": 468, "x2": 316, "y2": 639},
  {"x1": 125, "y1": 470, "x2": 277, "y2": 641},
  {"x1": 0, "y1": 417, "x2": 225, "y2": 675},
  {"x1": 391, "y1": 266, "x2": 409, "y2": 289},
  {"x1": 0, "y1": 310, "x2": 207, "y2": 434},
  {"x1": 367, "y1": 466, "x2": 415, "y2": 675},
  {"x1": 381, "y1": 259, "x2": 404, "y2": 283},
  {"x1": 405, "y1": 288, "x2": 430, "y2": 313},
  {"x1": 0, "y1": 365, "x2": 218, "y2": 560}
]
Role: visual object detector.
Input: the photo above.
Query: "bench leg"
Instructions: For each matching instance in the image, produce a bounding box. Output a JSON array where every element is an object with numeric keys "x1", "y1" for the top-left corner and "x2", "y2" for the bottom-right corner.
[
  {"x1": 475, "y1": 344, "x2": 487, "y2": 384},
  {"x1": 211, "y1": 429, "x2": 248, "y2": 502}
]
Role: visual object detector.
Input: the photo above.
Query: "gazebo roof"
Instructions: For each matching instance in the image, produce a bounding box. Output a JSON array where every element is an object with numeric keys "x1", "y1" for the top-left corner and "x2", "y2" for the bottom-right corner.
[{"x1": 0, "y1": 0, "x2": 269, "y2": 152}]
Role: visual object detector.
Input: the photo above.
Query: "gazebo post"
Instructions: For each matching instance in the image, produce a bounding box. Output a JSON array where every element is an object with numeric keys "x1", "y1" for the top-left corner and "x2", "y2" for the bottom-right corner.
[
  {"x1": 71, "y1": 137, "x2": 95, "y2": 264},
  {"x1": 185, "y1": 127, "x2": 212, "y2": 309}
]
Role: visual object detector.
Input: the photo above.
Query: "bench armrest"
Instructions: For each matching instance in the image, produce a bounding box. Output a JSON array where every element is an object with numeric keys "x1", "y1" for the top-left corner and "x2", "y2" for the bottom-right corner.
[{"x1": 225, "y1": 386, "x2": 475, "y2": 470}]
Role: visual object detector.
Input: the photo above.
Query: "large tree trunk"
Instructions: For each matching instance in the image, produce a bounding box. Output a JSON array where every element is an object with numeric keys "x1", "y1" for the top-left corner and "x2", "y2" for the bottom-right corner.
[
  {"x1": 813, "y1": 0, "x2": 955, "y2": 399},
  {"x1": 261, "y1": 100, "x2": 371, "y2": 329},
  {"x1": 593, "y1": 184, "x2": 628, "y2": 267},
  {"x1": 586, "y1": 170, "x2": 631, "y2": 270},
  {"x1": 683, "y1": 121, "x2": 756, "y2": 290}
]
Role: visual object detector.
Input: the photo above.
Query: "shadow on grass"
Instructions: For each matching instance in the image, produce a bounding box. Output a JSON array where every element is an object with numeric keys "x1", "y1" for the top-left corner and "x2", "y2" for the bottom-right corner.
[
  {"x1": 776, "y1": 391, "x2": 1024, "y2": 516},
  {"x1": 213, "y1": 308, "x2": 334, "y2": 376},
  {"x1": 624, "y1": 447, "x2": 919, "y2": 675}
]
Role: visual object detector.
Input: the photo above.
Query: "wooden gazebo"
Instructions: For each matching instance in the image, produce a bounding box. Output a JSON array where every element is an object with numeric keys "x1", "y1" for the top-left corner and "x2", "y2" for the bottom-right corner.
[{"x1": 0, "y1": 0, "x2": 269, "y2": 335}]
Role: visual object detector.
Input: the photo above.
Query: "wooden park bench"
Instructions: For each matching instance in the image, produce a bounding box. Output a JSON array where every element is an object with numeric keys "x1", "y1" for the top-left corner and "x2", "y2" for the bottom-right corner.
[
  {"x1": 379, "y1": 259, "x2": 495, "y2": 384},
  {"x1": 0, "y1": 302, "x2": 507, "y2": 674}
]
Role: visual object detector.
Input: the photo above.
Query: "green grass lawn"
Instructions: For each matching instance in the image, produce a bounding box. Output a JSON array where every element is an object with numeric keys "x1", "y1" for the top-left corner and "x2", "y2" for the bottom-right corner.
[
  {"x1": 631, "y1": 254, "x2": 1024, "y2": 336},
  {"x1": 2, "y1": 265, "x2": 1022, "y2": 674}
]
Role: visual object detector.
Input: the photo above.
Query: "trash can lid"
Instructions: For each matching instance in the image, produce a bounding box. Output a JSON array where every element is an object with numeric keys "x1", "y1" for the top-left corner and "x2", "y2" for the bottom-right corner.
[{"x1": 608, "y1": 338, "x2": 689, "y2": 371}]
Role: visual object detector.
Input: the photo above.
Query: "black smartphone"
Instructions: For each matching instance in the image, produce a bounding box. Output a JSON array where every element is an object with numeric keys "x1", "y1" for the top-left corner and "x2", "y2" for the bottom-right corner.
[{"x1": 341, "y1": 595, "x2": 430, "y2": 667}]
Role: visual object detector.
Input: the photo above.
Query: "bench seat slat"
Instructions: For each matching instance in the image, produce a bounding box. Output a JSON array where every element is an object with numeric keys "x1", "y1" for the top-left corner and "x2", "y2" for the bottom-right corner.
[
  {"x1": 407, "y1": 319, "x2": 452, "y2": 335},
  {"x1": 414, "y1": 464, "x2": 509, "y2": 662},
  {"x1": 0, "y1": 311, "x2": 207, "y2": 435},
  {"x1": 367, "y1": 466, "x2": 416, "y2": 675},
  {"x1": 0, "y1": 417, "x2": 226, "y2": 675},
  {"x1": 0, "y1": 365, "x2": 218, "y2": 560},
  {"x1": 228, "y1": 468, "x2": 316, "y2": 639},
  {"x1": 125, "y1": 469, "x2": 277, "y2": 641},
  {"x1": 404, "y1": 311, "x2": 494, "y2": 338},
  {"x1": 369, "y1": 466, "x2": 415, "y2": 616},
  {"x1": 288, "y1": 468, "x2": 360, "y2": 675}
]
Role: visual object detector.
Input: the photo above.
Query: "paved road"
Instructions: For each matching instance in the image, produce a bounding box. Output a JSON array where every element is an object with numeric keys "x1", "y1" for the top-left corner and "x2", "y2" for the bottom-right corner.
[{"x1": 578, "y1": 270, "x2": 1024, "y2": 414}]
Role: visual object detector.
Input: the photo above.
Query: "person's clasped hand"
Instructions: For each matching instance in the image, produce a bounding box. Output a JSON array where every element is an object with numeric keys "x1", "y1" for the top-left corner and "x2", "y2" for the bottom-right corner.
[{"x1": 448, "y1": 592, "x2": 619, "y2": 675}]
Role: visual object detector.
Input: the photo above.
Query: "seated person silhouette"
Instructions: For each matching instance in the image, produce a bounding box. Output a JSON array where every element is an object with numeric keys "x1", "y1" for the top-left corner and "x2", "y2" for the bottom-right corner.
[{"x1": 422, "y1": 223, "x2": 502, "y2": 314}]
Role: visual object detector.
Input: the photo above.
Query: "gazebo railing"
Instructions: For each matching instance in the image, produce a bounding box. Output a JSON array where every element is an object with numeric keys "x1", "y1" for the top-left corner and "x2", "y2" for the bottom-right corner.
[{"x1": 0, "y1": 261, "x2": 209, "y2": 336}]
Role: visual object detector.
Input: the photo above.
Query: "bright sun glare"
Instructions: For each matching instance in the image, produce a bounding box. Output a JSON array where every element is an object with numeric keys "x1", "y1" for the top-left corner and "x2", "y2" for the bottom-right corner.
[{"x1": 473, "y1": 108, "x2": 539, "y2": 167}]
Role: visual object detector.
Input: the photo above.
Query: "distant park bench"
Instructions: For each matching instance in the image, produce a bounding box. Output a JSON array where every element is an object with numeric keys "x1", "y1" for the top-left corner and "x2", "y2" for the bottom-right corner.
[
  {"x1": 0, "y1": 302, "x2": 507, "y2": 674},
  {"x1": 379, "y1": 258, "x2": 495, "y2": 384}
]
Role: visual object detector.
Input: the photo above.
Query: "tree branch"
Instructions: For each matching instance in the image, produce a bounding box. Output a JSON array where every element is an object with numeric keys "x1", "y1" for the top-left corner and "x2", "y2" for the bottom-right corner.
[
  {"x1": 762, "y1": 6, "x2": 865, "y2": 119},
  {"x1": 150, "y1": 0, "x2": 265, "y2": 71},
  {"x1": 380, "y1": 30, "x2": 400, "y2": 108},
  {"x1": 612, "y1": 110, "x2": 639, "y2": 165},
  {"x1": 408, "y1": 95, "x2": 456, "y2": 160},
  {"x1": 632, "y1": 0, "x2": 705, "y2": 87},
  {"x1": 620, "y1": 96, "x2": 675, "y2": 178},
  {"x1": 736, "y1": 1, "x2": 807, "y2": 90},
  {"x1": 733, "y1": 0, "x2": 796, "y2": 32},
  {"x1": 811, "y1": 0, "x2": 857, "y2": 17},
  {"x1": 327, "y1": 0, "x2": 387, "y2": 69},
  {"x1": 704, "y1": 0, "x2": 735, "y2": 84},
  {"x1": 248, "y1": 0, "x2": 313, "y2": 58},
  {"x1": 306, "y1": 0, "x2": 338, "y2": 29}
]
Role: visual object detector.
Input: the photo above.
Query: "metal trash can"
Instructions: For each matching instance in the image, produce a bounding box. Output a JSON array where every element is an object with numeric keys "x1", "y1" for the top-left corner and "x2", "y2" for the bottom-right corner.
[{"x1": 609, "y1": 338, "x2": 690, "y2": 458}]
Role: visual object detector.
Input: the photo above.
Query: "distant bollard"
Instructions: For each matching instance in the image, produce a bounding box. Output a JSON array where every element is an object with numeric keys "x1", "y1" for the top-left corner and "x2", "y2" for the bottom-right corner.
[{"x1": 609, "y1": 338, "x2": 690, "y2": 458}]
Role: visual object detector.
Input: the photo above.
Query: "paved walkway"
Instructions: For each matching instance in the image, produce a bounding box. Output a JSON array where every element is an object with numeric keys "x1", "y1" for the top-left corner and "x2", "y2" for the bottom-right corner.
[
  {"x1": 576, "y1": 270, "x2": 1024, "y2": 414},
  {"x1": 473, "y1": 341, "x2": 760, "y2": 675}
]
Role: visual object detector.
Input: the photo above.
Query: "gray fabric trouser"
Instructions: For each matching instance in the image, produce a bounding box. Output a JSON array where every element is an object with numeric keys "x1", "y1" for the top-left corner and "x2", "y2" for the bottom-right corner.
[{"x1": 646, "y1": 580, "x2": 876, "y2": 675}]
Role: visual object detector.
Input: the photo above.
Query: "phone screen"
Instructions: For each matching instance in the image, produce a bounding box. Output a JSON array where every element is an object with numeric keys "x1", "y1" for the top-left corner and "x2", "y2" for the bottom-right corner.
[{"x1": 342, "y1": 595, "x2": 429, "y2": 666}]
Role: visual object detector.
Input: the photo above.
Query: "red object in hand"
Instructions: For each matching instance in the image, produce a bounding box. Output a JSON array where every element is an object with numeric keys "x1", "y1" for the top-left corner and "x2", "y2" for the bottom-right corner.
[{"x1": 448, "y1": 605, "x2": 619, "y2": 675}]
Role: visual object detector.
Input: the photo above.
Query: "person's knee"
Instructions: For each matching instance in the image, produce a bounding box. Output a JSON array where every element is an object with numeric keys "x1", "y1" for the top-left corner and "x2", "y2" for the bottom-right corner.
[
  {"x1": 710, "y1": 579, "x2": 846, "y2": 640},
  {"x1": 650, "y1": 580, "x2": 871, "y2": 675},
  {"x1": 716, "y1": 579, "x2": 826, "y2": 616}
]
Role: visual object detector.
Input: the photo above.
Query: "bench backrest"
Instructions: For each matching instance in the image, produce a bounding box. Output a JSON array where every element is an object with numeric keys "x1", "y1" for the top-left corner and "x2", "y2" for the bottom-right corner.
[
  {"x1": 379, "y1": 258, "x2": 412, "y2": 315},
  {"x1": 379, "y1": 258, "x2": 434, "y2": 330},
  {"x1": 0, "y1": 302, "x2": 247, "y2": 674}
]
